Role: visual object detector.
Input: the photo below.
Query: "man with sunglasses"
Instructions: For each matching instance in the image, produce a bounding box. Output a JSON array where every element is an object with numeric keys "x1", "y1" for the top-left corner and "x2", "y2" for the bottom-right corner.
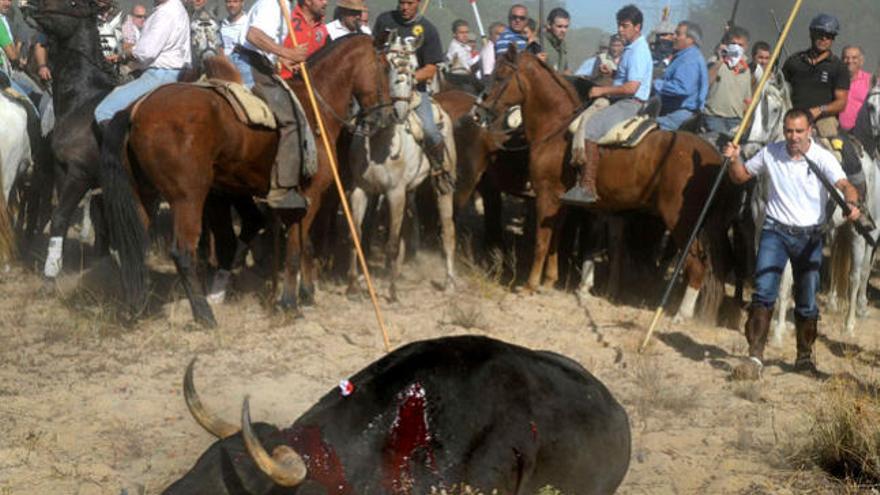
[
  {"x1": 782, "y1": 14, "x2": 865, "y2": 201},
  {"x1": 494, "y1": 4, "x2": 528, "y2": 58}
]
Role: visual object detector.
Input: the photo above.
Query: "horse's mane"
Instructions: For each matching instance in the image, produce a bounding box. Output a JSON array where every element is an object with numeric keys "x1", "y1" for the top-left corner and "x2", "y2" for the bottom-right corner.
[
  {"x1": 306, "y1": 33, "x2": 372, "y2": 68},
  {"x1": 201, "y1": 55, "x2": 243, "y2": 84},
  {"x1": 519, "y1": 51, "x2": 582, "y2": 109}
]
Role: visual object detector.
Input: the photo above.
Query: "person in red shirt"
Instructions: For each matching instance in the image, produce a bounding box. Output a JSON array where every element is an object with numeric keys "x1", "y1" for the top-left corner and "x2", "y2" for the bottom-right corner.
[{"x1": 279, "y1": 0, "x2": 328, "y2": 79}]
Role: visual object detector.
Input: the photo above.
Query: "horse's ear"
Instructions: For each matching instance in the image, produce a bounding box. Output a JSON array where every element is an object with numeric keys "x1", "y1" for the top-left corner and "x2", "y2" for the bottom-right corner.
[
  {"x1": 505, "y1": 43, "x2": 518, "y2": 60},
  {"x1": 374, "y1": 29, "x2": 393, "y2": 50}
]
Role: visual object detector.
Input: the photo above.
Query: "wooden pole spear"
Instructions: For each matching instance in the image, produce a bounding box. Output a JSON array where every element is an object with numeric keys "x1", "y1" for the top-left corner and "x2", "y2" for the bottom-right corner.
[
  {"x1": 419, "y1": 0, "x2": 430, "y2": 16},
  {"x1": 277, "y1": 0, "x2": 391, "y2": 352},
  {"x1": 638, "y1": 0, "x2": 805, "y2": 353}
]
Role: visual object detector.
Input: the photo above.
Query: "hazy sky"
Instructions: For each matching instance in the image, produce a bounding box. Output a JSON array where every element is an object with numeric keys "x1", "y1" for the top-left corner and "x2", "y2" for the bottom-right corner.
[{"x1": 570, "y1": 0, "x2": 692, "y2": 33}]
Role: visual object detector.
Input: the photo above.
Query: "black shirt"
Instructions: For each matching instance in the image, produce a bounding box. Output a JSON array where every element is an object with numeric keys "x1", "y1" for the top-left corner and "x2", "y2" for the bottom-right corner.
[
  {"x1": 373, "y1": 11, "x2": 443, "y2": 91},
  {"x1": 782, "y1": 49, "x2": 850, "y2": 111}
]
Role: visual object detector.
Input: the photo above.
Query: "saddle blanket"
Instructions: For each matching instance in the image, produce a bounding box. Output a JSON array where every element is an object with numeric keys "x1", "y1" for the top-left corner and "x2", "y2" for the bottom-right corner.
[
  {"x1": 569, "y1": 100, "x2": 656, "y2": 166},
  {"x1": 192, "y1": 78, "x2": 276, "y2": 129}
]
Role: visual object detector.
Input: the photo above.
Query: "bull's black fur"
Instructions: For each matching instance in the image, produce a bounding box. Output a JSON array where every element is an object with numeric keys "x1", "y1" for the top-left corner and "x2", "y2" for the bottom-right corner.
[{"x1": 163, "y1": 335, "x2": 632, "y2": 494}]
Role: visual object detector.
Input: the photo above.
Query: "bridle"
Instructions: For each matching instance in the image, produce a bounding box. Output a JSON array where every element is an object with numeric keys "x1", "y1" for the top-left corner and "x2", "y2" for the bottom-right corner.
[{"x1": 474, "y1": 56, "x2": 586, "y2": 150}]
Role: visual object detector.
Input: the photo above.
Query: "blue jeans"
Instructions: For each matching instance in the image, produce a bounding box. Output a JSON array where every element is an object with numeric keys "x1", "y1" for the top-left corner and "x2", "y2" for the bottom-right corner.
[
  {"x1": 584, "y1": 98, "x2": 643, "y2": 141},
  {"x1": 94, "y1": 67, "x2": 182, "y2": 123},
  {"x1": 656, "y1": 108, "x2": 695, "y2": 131},
  {"x1": 416, "y1": 91, "x2": 442, "y2": 146},
  {"x1": 229, "y1": 51, "x2": 254, "y2": 89},
  {"x1": 752, "y1": 220, "x2": 823, "y2": 320}
]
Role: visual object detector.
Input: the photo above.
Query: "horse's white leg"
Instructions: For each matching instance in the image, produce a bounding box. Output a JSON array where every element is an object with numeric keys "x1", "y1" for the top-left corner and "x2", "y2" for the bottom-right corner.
[
  {"x1": 385, "y1": 187, "x2": 406, "y2": 302},
  {"x1": 845, "y1": 235, "x2": 867, "y2": 336},
  {"x1": 675, "y1": 285, "x2": 700, "y2": 321},
  {"x1": 347, "y1": 187, "x2": 369, "y2": 295},
  {"x1": 770, "y1": 261, "x2": 793, "y2": 346},
  {"x1": 576, "y1": 259, "x2": 595, "y2": 305},
  {"x1": 437, "y1": 188, "x2": 457, "y2": 291},
  {"x1": 856, "y1": 244, "x2": 875, "y2": 318}
]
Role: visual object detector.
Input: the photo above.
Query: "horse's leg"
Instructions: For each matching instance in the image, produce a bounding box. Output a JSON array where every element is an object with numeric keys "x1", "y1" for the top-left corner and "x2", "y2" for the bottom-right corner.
[
  {"x1": 542, "y1": 204, "x2": 566, "y2": 290},
  {"x1": 856, "y1": 239, "x2": 875, "y2": 319},
  {"x1": 478, "y1": 178, "x2": 503, "y2": 260},
  {"x1": 437, "y1": 188, "x2": 457, "y2": 291},
  {"x1": 770, "y1": 262, "x2": 793, "y2": 346},
  {"x1": 203, "y1": 195, "x2": 234, "y2": 304},
  {"x1": 297, "y1": 202, "x2": 321, "y2": 307},
  {"x1": 347, "y1": 187, "x2": 369, "y2": 295},
  {"x1": 845, "y1": 235, "x2": 867, "y2": 336},
  {"x1": 526, "y1": 186, "x2": 561, "y2": 292},
  {"x1": 605, "y1": 216, "x2": 626, "y2": 301},
  {"x1": 674, "y1": 241, "x2": 706, "y2": 322},
  {"x1": 169, "y1": 196, "x2": 215, "y2": 327},
  {"x1": 43, "y1": 170, "x2": 92, "y2": 280},
  {"x1": 385, "y1": 187, "x2": 406, "y2": 302}
]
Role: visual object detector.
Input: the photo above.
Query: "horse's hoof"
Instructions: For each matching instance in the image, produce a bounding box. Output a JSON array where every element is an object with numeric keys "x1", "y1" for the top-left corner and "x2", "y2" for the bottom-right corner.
[
  {"x1": 299, "y1": 285, "x2": 316, "y2": 307},
  {"x1": 731, "y1": 357, "x2": 763, "y2": 381},
  {"x1": 39, "y1": 277, "x2": 57, "y2": 296},
  {"x1": 195, "y1": 312, "x2": 217, "y2": 329},
  {"x1": 206, "y1": 291, "x2": 226, "y2": 305}
]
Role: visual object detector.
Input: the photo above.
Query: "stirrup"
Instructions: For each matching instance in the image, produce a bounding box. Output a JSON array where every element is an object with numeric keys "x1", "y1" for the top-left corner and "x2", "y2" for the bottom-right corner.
[{"x1": 561, "y1": 185, "x2": 598, "y2": 207}]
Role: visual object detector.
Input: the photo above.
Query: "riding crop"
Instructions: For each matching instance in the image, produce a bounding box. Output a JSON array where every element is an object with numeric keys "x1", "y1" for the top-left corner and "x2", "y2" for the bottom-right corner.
[
  {"x1": 639, "y1": 0, "x2": 805, "y2": 353},
  {"x1": 277, "y1": 0, "x2": 391, "y2": 352}
]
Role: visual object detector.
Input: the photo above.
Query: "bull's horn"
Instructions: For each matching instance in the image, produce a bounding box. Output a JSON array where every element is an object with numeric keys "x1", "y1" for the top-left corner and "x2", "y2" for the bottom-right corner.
[
  {"x1": 241, "y1": 396, "x2": 307, "y2": 487},
  {"x1": 183, "y1": 358, "x2": 239, "y2": 439}
]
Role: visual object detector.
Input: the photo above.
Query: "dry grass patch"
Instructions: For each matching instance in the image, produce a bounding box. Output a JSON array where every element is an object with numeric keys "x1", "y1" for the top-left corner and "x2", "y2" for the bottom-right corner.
[
  {"x1": 791, "y1": 375, "x2": 880, "y2": 486},
  {"x1": 446, "y1": 301, "x2": 487, "y2": 330},
  {"x1": 632, "y1": 356, "x2": 700, "y2": 421}
]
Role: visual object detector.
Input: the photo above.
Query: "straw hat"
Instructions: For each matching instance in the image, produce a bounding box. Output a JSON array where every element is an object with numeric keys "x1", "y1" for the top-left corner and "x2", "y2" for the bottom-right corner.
[{"x1": 337, "y1": 0, "x2": 366, "y2": 11}]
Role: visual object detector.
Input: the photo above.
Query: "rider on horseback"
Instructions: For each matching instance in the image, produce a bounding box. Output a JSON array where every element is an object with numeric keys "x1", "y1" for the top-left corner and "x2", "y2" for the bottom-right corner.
[
  {"x1": 374, "y1": 0, "x2": 453, "y2": 194},
  {"x1": 562, "y1": 4, "x2": 652, "y2": 206},
  {"x1": 93, "y1": 0, "x2": 190, "y2": 126},
  {"x1": 782, "y1": 14, "x2": 866, "y2": 202},
  {"x1": 235, "y1": 0, "x2": 323, "y2": 210}
]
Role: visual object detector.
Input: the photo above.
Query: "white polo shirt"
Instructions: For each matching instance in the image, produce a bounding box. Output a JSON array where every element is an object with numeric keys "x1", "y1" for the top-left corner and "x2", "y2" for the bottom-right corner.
[
  {"x1": 220, "y1": 12, "x2": 248, "y2": 56},
  {"x1": 239, "y1": 0, "x2": 289, "y2": 63},
  {"x1": 746, "y1": 138, "x2": 847, "y2": 227},
  {"x1": 132, "y1": 0, "x2": 191, "y2": 69}
]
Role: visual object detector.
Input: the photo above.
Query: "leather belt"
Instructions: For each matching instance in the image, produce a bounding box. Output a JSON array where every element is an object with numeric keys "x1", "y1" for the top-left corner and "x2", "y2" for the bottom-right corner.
[{"x1": 765, "y1": 217, "x2": 826, "y2": 236}]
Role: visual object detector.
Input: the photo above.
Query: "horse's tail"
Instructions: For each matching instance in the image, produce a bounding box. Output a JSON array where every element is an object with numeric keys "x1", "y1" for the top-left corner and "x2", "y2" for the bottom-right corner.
[
  {"x1": 0, "y1": 174, "x2": 15, "y2": 265},
  {"x1": 99, "y1": 109, "x2": 147, "y2": 317},
  {"x1": 697, "y1": 167, "x2": 742, "y2": 325},
  {"x1": 829, "y1": 225, "x2": 853, "y2": 308}
]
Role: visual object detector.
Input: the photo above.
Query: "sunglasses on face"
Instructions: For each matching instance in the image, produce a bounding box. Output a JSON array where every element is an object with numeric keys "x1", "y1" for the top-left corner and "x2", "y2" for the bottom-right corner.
[
  {"x1": 510, "y1": 15, "x2": 526, "y2": 22},
  {"x1": 812, "y1": 31, "x2": 836, "y2": 40},
  {"x1": 133, "y1": 14, "x2": 145, "y2": 18}
]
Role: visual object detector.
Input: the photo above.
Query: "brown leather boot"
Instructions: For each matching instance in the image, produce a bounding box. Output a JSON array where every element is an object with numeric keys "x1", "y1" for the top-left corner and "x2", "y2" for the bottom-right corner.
[
  {"x1": 794, "y1": 316, "x2": 819, "y2": 375},
  {"x1": 562, "y1": 140, "x2": 600, "y2": 206},
  {"x1": 745, "y1": 305, "x2": 772, "y2": 363}
]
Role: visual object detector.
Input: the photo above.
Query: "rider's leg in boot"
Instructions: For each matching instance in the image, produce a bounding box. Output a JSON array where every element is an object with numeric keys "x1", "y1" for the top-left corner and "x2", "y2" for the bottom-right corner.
[
  {"x1": 416, "y1": 91, "x2": 452, "y2": 194},
  {"x1": 794, "y1": 315, "x2": 819, "y2": 375},
  {"x1": 267, "y1": 115, "x2": 306, "y2": 210},
  {"x1": 739, "y1": 304, "x2": 772, "y2": 379},
  {"x1": 562, "y1": 140, "x2": 600, "y2": 206}
]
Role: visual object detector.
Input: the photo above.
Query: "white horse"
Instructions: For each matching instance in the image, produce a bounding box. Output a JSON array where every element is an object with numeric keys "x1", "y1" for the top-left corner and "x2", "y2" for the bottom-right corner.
[
  {"x1": 825, "y1": 85, "x2": 880, "y2": 335},
  {"x1": 347, "y1": 32, "x2": 457, "y2": 301},
  {"x1": 0, "y1": 88, "x2": 33, "y2": 264}
]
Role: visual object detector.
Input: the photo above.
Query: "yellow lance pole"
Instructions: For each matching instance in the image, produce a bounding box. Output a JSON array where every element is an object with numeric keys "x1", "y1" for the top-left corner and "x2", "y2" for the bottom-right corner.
[
  {"x1": 639, "y1": 0, "x2": 805, "y2": 353},
  {"x1": 278, "y1": 0, "x2": 391, "y2": 352},
  {"x1": 419, "y1": 0, "x2": 431, "y2": 16}
]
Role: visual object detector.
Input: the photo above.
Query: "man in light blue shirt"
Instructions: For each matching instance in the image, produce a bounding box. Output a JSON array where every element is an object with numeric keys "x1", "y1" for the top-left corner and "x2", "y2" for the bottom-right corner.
[
  {"x1": 653, "y1": 20, "x2": 708, "y2": 130},
  {"x1": 563, "y1": 4, "x2": 653, "y2": 206}
]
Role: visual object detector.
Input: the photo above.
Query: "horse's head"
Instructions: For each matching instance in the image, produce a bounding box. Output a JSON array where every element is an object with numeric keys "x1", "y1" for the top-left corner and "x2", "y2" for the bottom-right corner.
[
  {"x1": 384, "y1": 30, "x2": 419, "y2": 123},
  {"x1": 343, "y1": 35, "x2": 393, "y2": 134},
  {"x1": 21, "y1": 0, "x2": 104, "y2": 40},
  {"x1": 473, "y1": 45, "x2": 527, "y2": 130},
  {"x1": 191, "y1": 17, "x2": 221, "y2": 66},
  {"x1": 742, "y1": 69, "x2": 790, "y2": 159},
  {"x1": 866, "y1": 83, "x2": 880, "y2": 144}
]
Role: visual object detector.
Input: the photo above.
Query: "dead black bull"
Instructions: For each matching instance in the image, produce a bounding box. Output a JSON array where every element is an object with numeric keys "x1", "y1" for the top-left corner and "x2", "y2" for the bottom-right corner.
[{"x1": 162, "y1": 336, "x2": 632, "y2": 494}]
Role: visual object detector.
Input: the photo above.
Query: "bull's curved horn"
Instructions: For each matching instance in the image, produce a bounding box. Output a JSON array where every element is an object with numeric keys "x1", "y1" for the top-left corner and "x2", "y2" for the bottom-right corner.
[
  {"x1": 241, "y1": 396, "x2": 307, "y2": 487},
  {"x1": 183, "y1": 358, "x2": 239, "y2": 439}
]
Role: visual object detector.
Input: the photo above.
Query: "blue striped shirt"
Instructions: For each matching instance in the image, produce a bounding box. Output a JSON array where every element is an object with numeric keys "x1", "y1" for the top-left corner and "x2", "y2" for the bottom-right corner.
[{"x1": 494, "y1": 27, "x2": 527, "y2": 58}]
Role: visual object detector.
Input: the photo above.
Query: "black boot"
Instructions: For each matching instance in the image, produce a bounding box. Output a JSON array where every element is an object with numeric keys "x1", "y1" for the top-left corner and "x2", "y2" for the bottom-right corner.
[{"x1": 732, "y1": 305, "x2": 772, "y2": 380}]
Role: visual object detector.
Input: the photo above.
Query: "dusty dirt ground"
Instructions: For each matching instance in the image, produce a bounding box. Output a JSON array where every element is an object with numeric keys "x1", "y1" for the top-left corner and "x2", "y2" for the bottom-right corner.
[{"x1": 1, "y1": 231, "x2": 880, "y2": 494}]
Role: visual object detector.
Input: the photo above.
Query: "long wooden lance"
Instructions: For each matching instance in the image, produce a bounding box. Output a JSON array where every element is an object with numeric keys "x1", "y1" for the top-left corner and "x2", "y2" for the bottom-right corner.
[
  {"x1": 277, "y1": 0, "x2": 391, "y2": 352},
  {"x1": 470, "y1": 0, "x2": 486, "y2": 39},
  {"x1": 639, "y1": 0, "x2": 806, "y2": 353}
]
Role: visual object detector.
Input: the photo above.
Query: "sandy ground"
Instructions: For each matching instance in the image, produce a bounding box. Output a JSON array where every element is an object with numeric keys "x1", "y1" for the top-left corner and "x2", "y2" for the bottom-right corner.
[{"x1": 1, "y1": 234, "x2": 879, "y2": 494}]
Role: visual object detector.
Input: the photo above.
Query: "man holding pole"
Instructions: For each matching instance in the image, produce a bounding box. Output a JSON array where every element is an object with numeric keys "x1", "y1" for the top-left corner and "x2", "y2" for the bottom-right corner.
[
  {"x1": 235, "y1": 0, "x2": 317, "y2": 209},
  {"x1": 724, "y1": 109, "x2": 861, "y2": 378},
  {"x1": 374, "y1": 0, "x2": 452, "y2": 193}
]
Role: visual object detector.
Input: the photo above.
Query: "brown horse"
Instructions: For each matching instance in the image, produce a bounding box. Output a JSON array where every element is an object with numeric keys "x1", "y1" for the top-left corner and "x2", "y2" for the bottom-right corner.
[
  {"x1": 475, "y1": 50, "x2": 737, "y2": 321},
  {"x1": 100, "y1": 34, "x2": 392, "y2": 326}
]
